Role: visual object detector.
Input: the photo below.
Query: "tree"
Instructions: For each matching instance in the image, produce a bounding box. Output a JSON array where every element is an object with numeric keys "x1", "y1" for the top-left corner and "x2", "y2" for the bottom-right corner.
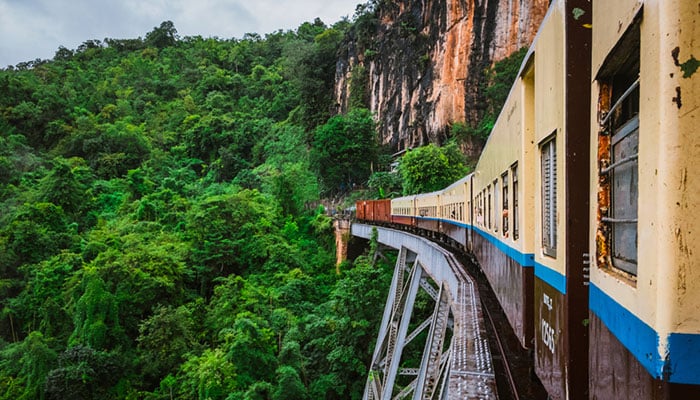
[
  {"x1": 137, "y1": 304, "x2": 200, "y2": 381},
  {"x1": 186, "y1": 188, "x2": 282, "y2": 287},
  {"x1": 398, "y1": 142, "x2": 468, "y2": 195},
  {"x1": 310, "y1": 108, "x2": 378, "y2": 195},
  {"x1": 0, "y1": 331, "x2": 57, "y2": 400},
  {"x1": 367, "y1": 171, "x2": 402, "y2": 199},
  {"x1": 37, "y1": 157, "x2": 93, "y2": 216},
  {"x1": 272, "y1": 366, "x2": 308, "y2": 400},
  {"x1": 68, "y1": 272, "x2": 125, "y2": 350},
  {"x1": 44, "y1": 345, "x2": 123, "y2": 400},
  {"x1": 145, "y1": 21, "x2": 178, "y2": 49},
  {"x1": 177, "y1": 348, "x2": 237, "y2": 400}
]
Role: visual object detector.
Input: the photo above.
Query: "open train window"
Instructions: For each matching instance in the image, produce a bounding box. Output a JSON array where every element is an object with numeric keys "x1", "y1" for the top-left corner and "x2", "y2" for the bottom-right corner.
[
  {"x1": 596, "y1": 18, "x2": 640, "y2": 277},
  {"x1": 502, "y1": 171, "x2": 509, "y2": 237},
  {"x1": 541, "y1": 134, "x2": 557, "y2": 258},
  {"x1": 512, "y1": 163, "x2": 519, "y2": 240},
  {"x1": 487, "y1": 185, "x2": 492, "y2": 230},
  {"x1": 493, "y1": 180, "x2": 499, "y2": 232}
]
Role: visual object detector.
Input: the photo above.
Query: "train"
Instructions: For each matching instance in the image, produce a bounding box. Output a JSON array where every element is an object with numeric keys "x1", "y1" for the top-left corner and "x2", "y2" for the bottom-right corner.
[{"x1": 355, "y1": 0, "x2": 699, "y2": 398}]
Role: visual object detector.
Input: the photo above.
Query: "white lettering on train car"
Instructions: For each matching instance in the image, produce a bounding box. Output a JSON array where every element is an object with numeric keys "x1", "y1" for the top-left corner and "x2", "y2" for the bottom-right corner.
[
  {"x1": 543, "y1": 293, "x2": 553, "y2": 311},
  {"x1": 541, "y1": 318, "x2": 556, "y2": 354}
]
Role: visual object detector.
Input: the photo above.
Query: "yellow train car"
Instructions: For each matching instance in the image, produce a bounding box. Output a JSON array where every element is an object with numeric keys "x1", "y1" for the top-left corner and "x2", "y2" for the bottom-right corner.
[
  {"x1": 475, "y1": 0, "x2": 594, "y2": 397},
  {"x1": 524, "y1": 1, "x2": 593, "y2": 398},
  {"x1": 587, "y1": 0, "x2": 700, "y2": 397},
  {"x1": 414, "y1": 191, "x2": 441, "y2": 235},
  {"x1": 362, "y1": 1, "x2": 699, "y2": 398},
  {"x1": 439, "y1": 175, "x2": 471, "y2": 250},
  {"x1": 471, "y1": 69, "x2": 537, "y2": 350},
  {"x1": 390, "y1": 194, "x2": 416, "y2": 227}
]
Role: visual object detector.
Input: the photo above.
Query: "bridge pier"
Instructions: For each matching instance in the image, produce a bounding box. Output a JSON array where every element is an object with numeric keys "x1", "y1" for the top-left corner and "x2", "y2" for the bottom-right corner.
[{"x1": 354, "y1": 223, "x2": 497, "y2": 399}]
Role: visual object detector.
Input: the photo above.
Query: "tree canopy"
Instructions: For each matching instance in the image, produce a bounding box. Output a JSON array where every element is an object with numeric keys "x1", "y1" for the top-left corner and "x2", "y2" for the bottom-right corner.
[
  {"x1": 398, "y1": 142, "x2": 469, "y2": 195},
  {"x1": 0, "y1": 18, "x2": 392, "y2": 400}
]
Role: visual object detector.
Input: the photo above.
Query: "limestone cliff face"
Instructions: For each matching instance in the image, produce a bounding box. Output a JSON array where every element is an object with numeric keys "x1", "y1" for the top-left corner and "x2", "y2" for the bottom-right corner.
[{"x1": 334, "y1": 0, "x2": 548, "y2": 154}]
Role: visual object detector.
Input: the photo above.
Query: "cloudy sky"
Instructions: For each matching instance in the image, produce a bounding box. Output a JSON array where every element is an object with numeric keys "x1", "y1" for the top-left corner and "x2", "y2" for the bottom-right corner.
[{"x1": 0, "y1": 0, "x2": 361, "y2": 67}]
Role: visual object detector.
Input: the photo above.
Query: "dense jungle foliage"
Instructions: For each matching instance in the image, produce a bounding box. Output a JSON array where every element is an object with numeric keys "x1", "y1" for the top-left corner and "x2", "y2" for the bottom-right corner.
[
  {"x1": 0, "y1": 18, "x2": 394, "y2": 400},
  {"x1": 0, "y1": 1, "x2": 527, "y2": 396}
]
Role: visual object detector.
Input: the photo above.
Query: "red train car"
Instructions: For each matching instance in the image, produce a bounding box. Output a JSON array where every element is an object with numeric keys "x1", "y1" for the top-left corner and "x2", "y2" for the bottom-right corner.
[{"x1": 356, "y1": 199, "x2": 391, "y2": 224}]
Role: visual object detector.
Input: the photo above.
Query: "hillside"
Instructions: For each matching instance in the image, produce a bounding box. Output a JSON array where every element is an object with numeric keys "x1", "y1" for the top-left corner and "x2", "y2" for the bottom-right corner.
[
  {"x1": 0, "y1": 1, "x2": 541, "y2": 398},
  {"x1": 0, "y1": 20, "x2": 392, "y2": 399}
]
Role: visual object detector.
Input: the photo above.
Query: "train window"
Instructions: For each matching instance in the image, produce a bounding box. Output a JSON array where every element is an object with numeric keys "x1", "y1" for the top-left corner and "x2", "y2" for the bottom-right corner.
[
  {"x1": 596, "y1": 20, "x2": 640, "y2": 276},
  {"x1": 487, "y1": 185, "x2": 492, "y2": 230},
  {"x1": 502, "y1": 171, "x2": 509, "y2": 237},
  {"x1": 541, "y1": 135, "x2": 557, "y2": 257},
  {"x1": 476, "y1": 192, "x2": 481, "y2": 226},
  {"x1": 493, "y1": 180, "x2": 499, "y2": 232},
  {"x1": 482, "y1": 190, "x2": 486, "y2": 227},
  {"x1": 512, "y1": 163, "x2": 519, "y2": 240}
]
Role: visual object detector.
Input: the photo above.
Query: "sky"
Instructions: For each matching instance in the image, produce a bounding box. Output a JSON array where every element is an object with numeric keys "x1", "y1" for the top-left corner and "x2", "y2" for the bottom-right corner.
[{"x1": 0, "y1": 0, "x2": 361, "y2": 67}]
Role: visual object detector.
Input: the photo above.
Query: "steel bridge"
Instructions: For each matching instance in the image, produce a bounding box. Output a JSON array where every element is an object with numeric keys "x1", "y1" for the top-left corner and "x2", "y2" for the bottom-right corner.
[{"x1": 353, "y1": 223, "x2": 498, "y2": 400}]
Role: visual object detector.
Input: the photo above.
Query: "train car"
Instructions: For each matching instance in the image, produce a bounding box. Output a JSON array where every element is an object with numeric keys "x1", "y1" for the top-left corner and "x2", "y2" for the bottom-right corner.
[
  {"x1": 587, "y1": 1, "x2": 700, "y2": 397},
  {"x1": 438, "y1": 175, "x2": 471, "y2": 251},
  {"x1": 414, "y1": 191, "x2": 441, "y2": 235},
  {"x1": 470, "y1": 57, "x2": 537, "y2": 352},
  {"x1": 373, "y1": 199, "x2": 391, "y2": 224},
  {"x1": 355, "y1": 1, "x2": 700, "y2": 398},
  {"x1": 524, "y1": 1, "x2": 592, "y2": 398},
  {"x1": 356, "y1": 199, "x2": 391, "y2": 224},
  {"x1": 356, "y1": 200, "x2": 368, "y2": 221},
  {"x1": 390, "y1": 195, "x2": 415, "y2": 227}
]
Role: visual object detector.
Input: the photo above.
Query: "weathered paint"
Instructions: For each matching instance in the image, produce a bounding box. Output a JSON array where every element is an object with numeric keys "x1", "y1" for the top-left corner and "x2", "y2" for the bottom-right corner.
[
  {"x1": 589, "y1": 310, "x2": 700, "y2": 399},
  {"x1": 532, "y1": 0, "x2": 566, "y2": 285},
  {"x1": 529, "y1": 1, "x2": 592, "y2": 398},
  {"x1": 589, "y1": 0, "x2": 700, "y2": 391}
]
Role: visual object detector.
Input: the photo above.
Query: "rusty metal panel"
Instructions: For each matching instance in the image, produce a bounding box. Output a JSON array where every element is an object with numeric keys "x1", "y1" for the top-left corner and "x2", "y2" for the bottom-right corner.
[
  {"x1": 415, "y1": 218, "x2": 439, "y2": 233},
  {"x1": 375, "y1": 199, "x2": 391, "y2": 223},
  {"x1": 356, "y1": 201, "x2": 367, "y2": 221},
  {"x1": 368, "y1": 200, "x2": 376, "y2": 221},
  {"x1": 392, "y1": 215, "x2": 414, "y2": 227}
]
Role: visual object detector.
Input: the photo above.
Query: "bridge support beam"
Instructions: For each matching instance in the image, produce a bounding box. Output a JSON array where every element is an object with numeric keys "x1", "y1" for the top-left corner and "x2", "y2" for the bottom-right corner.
[{"x1": 356, "y1": 224, "x2": 497, "y2": 399}]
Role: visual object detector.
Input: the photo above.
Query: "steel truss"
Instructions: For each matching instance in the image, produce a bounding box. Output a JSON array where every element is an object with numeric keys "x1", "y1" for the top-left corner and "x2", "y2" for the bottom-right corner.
[{"x1": 361, "y1": 232, "x2": 497, "y2": 400}]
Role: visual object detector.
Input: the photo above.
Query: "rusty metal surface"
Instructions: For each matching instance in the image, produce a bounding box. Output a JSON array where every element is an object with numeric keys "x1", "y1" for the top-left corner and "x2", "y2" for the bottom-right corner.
[
  {"x1": 356, "y1": 200, "x2": 367, "y2": 221},
  {"x1": 416, "y1": 218, "x2": 440, "y2": 233},
  {"x1": 374, "y1": 199, "x2": 392, "y2": 223},
  {"x1": 392, "y1": 215, "x2": 414, "y2": 227}
]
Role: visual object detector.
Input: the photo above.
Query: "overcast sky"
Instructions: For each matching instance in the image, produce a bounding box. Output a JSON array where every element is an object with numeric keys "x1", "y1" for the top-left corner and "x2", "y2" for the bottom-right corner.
[{"x1": 0, "y1": 0, "x2": 361, "y2": 67}]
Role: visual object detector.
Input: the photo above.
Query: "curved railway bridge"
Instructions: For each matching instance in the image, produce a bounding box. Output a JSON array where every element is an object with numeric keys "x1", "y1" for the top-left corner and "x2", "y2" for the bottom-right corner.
[{"x1": 353, "y1": 223, "x2": 497, "y2": 400}]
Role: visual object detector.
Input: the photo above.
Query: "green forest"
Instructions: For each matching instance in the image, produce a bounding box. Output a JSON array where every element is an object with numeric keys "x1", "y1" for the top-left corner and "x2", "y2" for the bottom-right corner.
[
  {"x1": 0, "y1": 0, "x2": 528, "y2": 394},
  {"x1": 0, "y1": 17, "x2": 397, "y2": 399}
]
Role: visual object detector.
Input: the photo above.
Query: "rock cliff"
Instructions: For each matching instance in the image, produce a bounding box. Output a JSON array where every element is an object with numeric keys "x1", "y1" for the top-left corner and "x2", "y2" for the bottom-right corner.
[{"x1": 334, "y1": 0, "x2": 548, "y2": 155}]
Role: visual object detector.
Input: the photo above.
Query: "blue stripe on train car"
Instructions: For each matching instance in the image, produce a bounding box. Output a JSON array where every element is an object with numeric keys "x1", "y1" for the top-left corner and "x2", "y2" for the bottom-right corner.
[
  {"x1": 470, "y1": 224, "x2": 535, "y2": 268},
  {"x1": 418, "y1": 216, "x2": 537, "y2": 268},
  {"x1": 590, "y1": 284, "x2": 700, "y2": 384},
  {"x1": 415, "y1": 216, "x2": 569, "y2": 295},
  {"x1": 534, "y1": 262, "x2": 567, "y2": 295}
]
